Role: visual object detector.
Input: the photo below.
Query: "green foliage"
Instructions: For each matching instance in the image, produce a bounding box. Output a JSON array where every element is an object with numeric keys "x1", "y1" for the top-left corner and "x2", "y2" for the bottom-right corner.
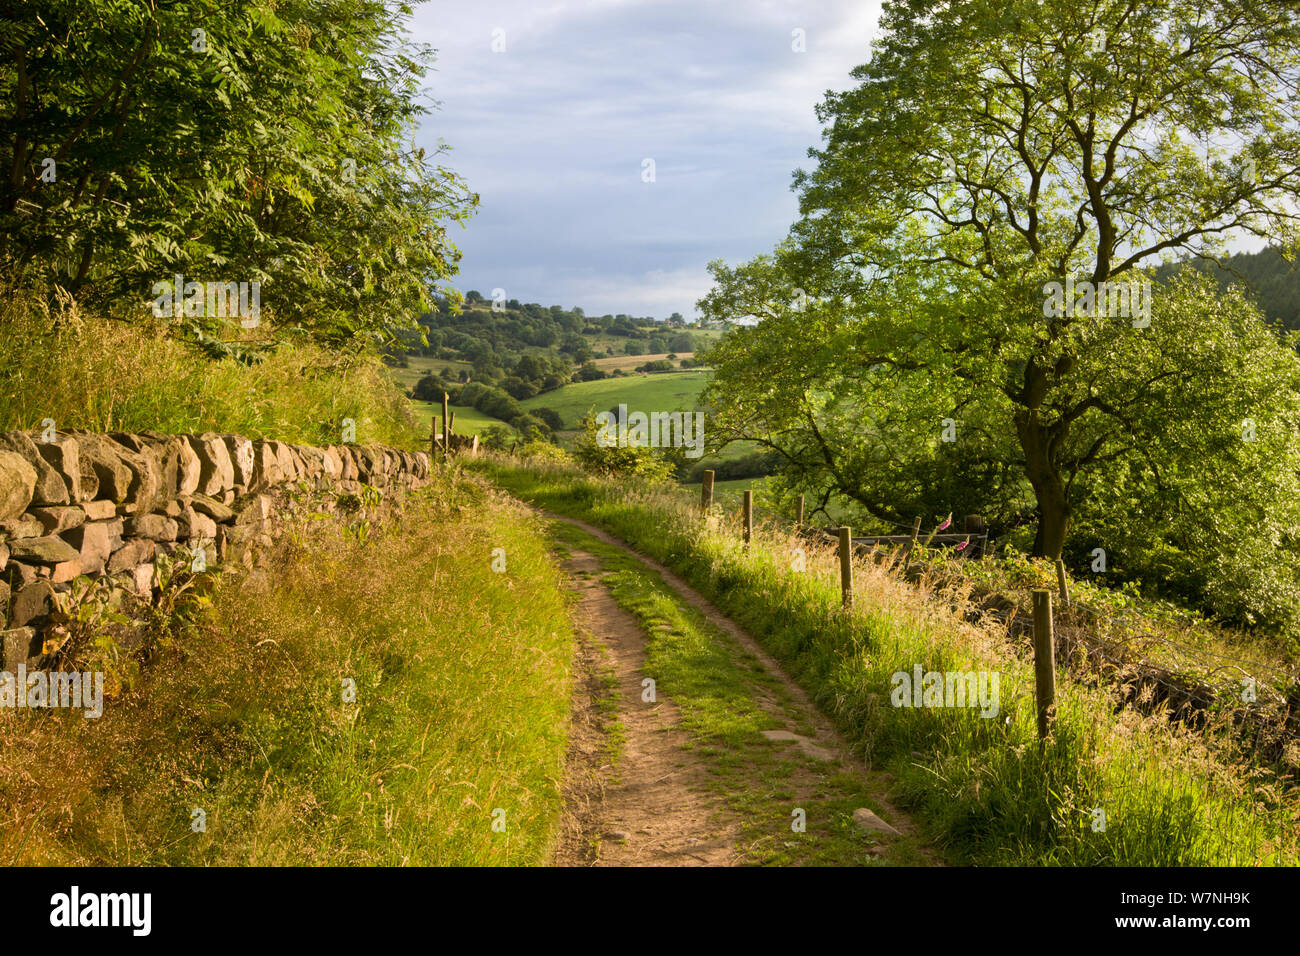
[
  {"x1": 635, "y1": 359, "x2": 674, "y2": 373},
  {"x1": 511, "y1": 413, "x2": 553, "y2": 443},
  {"x1": 575, "y1": 361, "x2": 606, "y2": 382},
  {"x1": 408, "y1": 299, "x2": 663, "y2": 368},
  {"x1": 698, "y1": 0, "x2": 1300, "y2": 640},
  {"x1": 686, "y1": 449, "x2": 783, "y2": 483},
  {"x1": 480, "y1": 424, "x2": 513, "y2": 452},
  {"x1": 0, "y1": 0, "x2": 476, "y2": 350},
  {"x1": 411, "y1": 373, "x2": 451, "y2": 403},
  {"x1": 1157, "y1": 245, "x2": 1300, "y2": 333},
  {"x1": 531, "y1": 407, "x2": 565, "y2": 432},
  {"x1": 516, "y1": 439, "x2": 570, "y2": 464},
  {"x1": 570, "y1": 414, "x2": 675, "y2": 483}
]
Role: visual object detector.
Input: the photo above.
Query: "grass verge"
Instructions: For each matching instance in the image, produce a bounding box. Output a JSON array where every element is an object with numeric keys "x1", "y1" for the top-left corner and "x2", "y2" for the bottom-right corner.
[
  {"x1": 0, "y1": 289, "x2": 418, "y2": 448},
  {"x1": 0, "y1": 467, "x2": 574, "y2": 865}
]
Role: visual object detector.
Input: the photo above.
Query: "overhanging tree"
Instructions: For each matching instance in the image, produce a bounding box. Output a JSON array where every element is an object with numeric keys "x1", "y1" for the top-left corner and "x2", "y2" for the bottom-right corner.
[
  {"x1": 0, "y1": 0, "x2": 476, "y2": 350},
  {"x1": 701, "y1": 0, "x2": 1300, "y2": 562}
]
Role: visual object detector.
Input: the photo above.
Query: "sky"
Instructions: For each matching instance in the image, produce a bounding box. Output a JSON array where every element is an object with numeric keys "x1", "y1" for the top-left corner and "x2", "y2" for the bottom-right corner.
[{"x1": 408, "y1": 0, "x2": 883, "y2": 321}]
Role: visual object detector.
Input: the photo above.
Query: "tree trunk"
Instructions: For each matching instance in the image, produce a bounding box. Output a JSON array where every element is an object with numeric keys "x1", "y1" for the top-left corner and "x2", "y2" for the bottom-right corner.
[
  {"x1": 1015, "y1": 379, "x2": 1071, "y2": 561},
  {"x1": 1030, "y1": 479, "x2": 1070, "y2": 560}
]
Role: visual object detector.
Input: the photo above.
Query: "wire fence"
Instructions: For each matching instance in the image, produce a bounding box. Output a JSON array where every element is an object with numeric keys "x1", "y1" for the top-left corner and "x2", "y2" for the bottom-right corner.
[{"x1": 788, "y1": 509, "x2": 1300, "y2": 766}]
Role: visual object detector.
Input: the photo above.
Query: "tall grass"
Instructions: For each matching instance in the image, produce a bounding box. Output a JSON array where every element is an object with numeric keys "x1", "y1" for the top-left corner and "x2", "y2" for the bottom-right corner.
[
  {"x1": 473, "y1": 455, "x2": 1299, "y2": 866},
  {"x1": 0, "y1": 467, "x2": 575, "y2": 865},
  {"x1": 0, "y1": 288, "x2": 418, "y2": 448}
]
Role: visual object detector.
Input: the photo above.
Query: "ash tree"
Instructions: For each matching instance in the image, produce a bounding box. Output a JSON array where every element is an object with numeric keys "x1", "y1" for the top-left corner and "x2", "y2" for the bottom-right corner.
[{"x1": 700, "y1": 0, "x2": 1300, "y2": 634}]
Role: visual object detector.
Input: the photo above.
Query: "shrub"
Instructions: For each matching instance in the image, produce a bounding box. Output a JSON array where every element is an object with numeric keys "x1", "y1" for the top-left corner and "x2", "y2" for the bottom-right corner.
[
  {"x1": 575, "y1": 361, "x2": 606, "y2": 382},
  {"x1": 480, "y1": 424, "x2": 514, "y2": 451},
  {"x1": 478, "y1": 389, "x2": 523, "y2": 423},
  {"x1": 635, "y1": 359, "x2": 674, "y2": 373},
  {"x1": 517, "y1": 440, "x2": 571, "y2": 463},
  {"x1": 500, "y1": 376, "x2": 538, "y2": 400},
  {"x1": 511, "y1": 413, "x2": 552, "y2": 443},
  {"x1": 412, "y1": 373, "x2": 451, "y2": 402},
  {"x1": 532, "y1": 407, "x2": 566, "y2": 431},
  {"x1": 570, "y1": 414, "x2": 675, "y2": 483}
]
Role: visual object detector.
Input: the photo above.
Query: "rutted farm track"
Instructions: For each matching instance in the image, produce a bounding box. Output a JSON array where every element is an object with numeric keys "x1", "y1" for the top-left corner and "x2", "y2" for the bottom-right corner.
[{"x1": 542, "y1": 511, "x2": 938, "y2": 867}]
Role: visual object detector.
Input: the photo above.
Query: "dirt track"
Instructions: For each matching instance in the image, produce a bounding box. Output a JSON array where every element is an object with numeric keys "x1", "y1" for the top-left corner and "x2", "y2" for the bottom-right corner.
[{"x1": 545, "y1": 512, "x2": 933, "y2": 867}]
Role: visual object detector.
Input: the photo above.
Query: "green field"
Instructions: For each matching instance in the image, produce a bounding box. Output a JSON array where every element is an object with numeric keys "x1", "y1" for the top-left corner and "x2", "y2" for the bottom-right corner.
[
  {"x1": 388, "y1": 359, "x2": 472, "y2": 390},
  {"x1": 521, "y1": 370, "x2": 710, "y2": 429},
  {"x1": 410, "y1": 400, "x2": 509, "y2": 438},
  {"x1": 394, "y1": 363, "x2": 756, "y2": 461}
]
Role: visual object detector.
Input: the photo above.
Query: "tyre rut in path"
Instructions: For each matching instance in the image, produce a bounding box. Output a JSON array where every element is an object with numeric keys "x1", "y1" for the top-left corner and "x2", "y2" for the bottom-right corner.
[
  {"x1": 551, "y1": 548, "x2": 738, "y2": 866},
  {"x1": 546, "y1": 511, "x2": 935, "y2": 866}
]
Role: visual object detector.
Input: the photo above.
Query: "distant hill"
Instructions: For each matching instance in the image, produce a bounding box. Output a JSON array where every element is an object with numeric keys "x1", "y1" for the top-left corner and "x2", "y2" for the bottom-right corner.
[
  {"x1": 392, "y1": 293, "x2": 706, "y2": 372},
  {"x1": 1156, "y1": 245, "x2": 1300, "y2": 332},
  {"x1": 386, "y1": 294, "x2": 719, "y2": 443}
]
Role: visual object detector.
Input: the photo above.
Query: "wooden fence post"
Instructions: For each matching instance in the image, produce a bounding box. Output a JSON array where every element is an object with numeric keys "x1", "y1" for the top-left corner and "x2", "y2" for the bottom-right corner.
[
  {"x1": 743, "y1": 490, "x2": 753, "y2": 545},
  {"x1": 903, "y1": 515, "x2": 923, "y2": 572},
  {"x1": 1032, "y1": 589, "x2": 1056, "y2": 740},
  {"x1": 701, "y1": 470, "x2": 715, "y2": 512},
  {"x1": 1055, "y1": 558, "x2": 1070, "y2": 606},
  {"x1": 839, "y1": 526, "x2": 854, "y2": 609},
  {"x1": 441, "y1": 392, "x2": 450, "y2": 455},
  {"x1": 795, "y1": 494, "x2": 805, "y2": 527}
]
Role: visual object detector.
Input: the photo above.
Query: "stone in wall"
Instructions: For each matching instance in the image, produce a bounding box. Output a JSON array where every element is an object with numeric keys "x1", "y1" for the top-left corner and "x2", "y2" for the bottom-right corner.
[
  {"x1": 0, "y1": 428, "x2": 430, "y2": 660},
  {"x1": 0, "y1": 433, "x2": 69, "y2": 506},
  {"x1": 0, "y1": 450, "x2": 37, "y2": 521}
]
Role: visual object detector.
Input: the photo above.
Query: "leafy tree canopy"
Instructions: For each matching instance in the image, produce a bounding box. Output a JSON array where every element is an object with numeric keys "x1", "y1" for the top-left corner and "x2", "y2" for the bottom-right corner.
[{"x1": 1, "y1": 0, "x2": 477, "y2": 352}]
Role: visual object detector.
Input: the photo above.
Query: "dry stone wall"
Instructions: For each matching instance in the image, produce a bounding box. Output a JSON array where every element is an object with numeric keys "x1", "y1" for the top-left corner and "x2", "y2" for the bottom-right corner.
[{"x1": 0, "y1": 429, "x2": 430, "y2": 672}]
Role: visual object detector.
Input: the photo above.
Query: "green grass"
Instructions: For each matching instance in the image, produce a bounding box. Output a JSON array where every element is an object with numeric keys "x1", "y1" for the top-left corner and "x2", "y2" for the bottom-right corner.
[
  {"x1": 409, "y1": 399, "x2": 510, "y2": 438},
  {"x1": 387, "y1": 358, "x2": 474, "y2": 391},
  {"x1": 544, "y1": 518, "x2": 929, "y2": 865},
  {"x1": 0, "y1": 467, "x2": 575, "y2": 865},
  {"x1": 521, "y1": 370, "x2": 710, "y2": 429},
  {"x1": 470, "y1": 455, "x2": 1300, "y2": 867},
  {"x1": 704, "y1": 476, "x2": 770, "y2": 502},
  {"x1": 0, "y1": 290, "x2": 418, "y2": 449}
]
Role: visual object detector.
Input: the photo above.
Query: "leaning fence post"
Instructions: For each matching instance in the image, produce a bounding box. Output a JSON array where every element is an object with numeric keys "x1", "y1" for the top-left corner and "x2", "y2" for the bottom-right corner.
[
  {"x1": 743, "y1": 490, "x2": 753, "y2": 545},
  {"x1": 795, "y1": 494, "x2": 805, "y2": 527},
  {"x1": 441, "y1": 391, "x2": 451, "y2": 455},
  {"x1": 701, "y1": 469, "x2": 715, "y2": 512},
  {"x1": 839, "y1": 526, "x2": 854, "y2": 609},
  {"x1": 1055, "y1": 558, "x2": 1070, "y2": 606},
  {"x1": 1032, "y1": 589, "x2": 1057, "y2": 740},
  {"x1": 903, "y1": 515, "x2": 923, "y2": 573}
]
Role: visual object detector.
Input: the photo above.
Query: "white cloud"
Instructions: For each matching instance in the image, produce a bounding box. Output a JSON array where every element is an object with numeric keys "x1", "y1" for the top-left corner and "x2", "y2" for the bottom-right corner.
[{"x1": 409, "y1": 0, "x2": 881, "y2": 318}]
